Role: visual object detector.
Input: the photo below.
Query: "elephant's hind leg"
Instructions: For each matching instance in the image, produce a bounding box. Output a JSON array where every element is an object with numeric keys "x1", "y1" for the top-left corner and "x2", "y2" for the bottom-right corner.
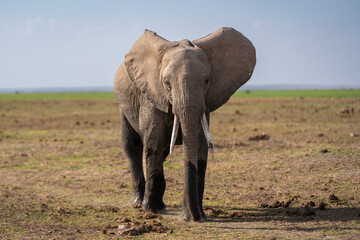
[{"x1": 121, "y1": 114, "x2": 145, "y2": 208}]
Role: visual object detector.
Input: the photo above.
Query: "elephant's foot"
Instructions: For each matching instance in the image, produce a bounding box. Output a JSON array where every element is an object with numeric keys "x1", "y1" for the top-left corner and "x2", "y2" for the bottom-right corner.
[
  {"x1": 131, "y1": 191, "x2": 144, "y2": 208},
  {"x1": 141, "y1": 199, "x2": 166, "y2": 213},
  {"x1": 181, "y1": 208, "x2": 206, "y2": 222},
  {"x1": 132, "y1": 198, "x2": 143, "y2": 208}
]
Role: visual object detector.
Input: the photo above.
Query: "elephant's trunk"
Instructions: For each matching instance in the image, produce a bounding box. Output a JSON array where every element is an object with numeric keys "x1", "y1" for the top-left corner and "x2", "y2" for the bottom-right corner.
[
  {"x1": 170, "y1": 113, "x2": 213, "y2": 158},
  {"x1": 171, "y1": 81, "x2": 212, "y2": 221},
  {"x1": 179, "y1": 112, "x2": 202, "y2": 221}
]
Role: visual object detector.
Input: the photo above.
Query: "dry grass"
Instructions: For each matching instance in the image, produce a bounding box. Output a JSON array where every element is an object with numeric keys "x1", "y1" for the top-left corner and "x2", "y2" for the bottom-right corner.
[{"x1": 0, "y1": 97, "x2": 359, "y2": 239}]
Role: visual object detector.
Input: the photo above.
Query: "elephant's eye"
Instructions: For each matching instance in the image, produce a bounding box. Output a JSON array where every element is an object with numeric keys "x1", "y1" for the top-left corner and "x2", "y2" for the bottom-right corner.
[
  {"x1": 205, "y1": 79, "x2": 210, "y2": 85},
  {"x1": 164, "y1": 81, "x2": 171, "y2": 89}
]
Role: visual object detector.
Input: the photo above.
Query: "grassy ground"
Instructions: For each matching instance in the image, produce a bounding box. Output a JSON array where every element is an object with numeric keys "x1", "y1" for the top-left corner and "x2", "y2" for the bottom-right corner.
[
  {"x1": 233, "y1": 89, "x2": 360, "y2": 98},
  {"x1": 0, "y1": 91, "x2": 359, "y2": 239},
  {"x1": 0, "y1": 89, "x2": 359, "y2": 100},
  {"x1": 0, "y1": 92, "x2": 116, "y2": 100}
]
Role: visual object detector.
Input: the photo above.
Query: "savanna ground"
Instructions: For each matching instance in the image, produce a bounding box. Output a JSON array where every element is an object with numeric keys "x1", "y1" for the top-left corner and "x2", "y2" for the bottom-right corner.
[{"x1": 0, "y1": 90, "x2": 359, "y2": 239}]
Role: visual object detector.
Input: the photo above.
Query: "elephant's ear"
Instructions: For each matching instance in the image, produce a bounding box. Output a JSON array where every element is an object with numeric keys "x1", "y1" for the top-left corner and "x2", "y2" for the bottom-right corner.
[
  {"x1": 193, "y1": 27, "x2": 256, "y2": 112},
  {"x1": 125, "y1": 30, "x2": 178, "y2": 113}
]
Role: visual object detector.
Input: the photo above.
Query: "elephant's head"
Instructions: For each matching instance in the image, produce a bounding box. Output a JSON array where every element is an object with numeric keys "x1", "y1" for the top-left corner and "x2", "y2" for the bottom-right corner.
[{"x1": 125, "y1": 27, "x2": 256, "y2": 220}]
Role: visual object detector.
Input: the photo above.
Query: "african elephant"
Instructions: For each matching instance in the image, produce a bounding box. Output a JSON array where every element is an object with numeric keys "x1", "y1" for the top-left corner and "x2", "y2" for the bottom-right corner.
[{"x1": 114, "y1": 27, "x2": 256, "y2": 222}]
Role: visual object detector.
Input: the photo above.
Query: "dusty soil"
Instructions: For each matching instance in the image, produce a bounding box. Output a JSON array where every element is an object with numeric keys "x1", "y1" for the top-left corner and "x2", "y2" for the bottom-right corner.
[{"x1": 0, "y1": 97, "x2": 359, "y2": 239}]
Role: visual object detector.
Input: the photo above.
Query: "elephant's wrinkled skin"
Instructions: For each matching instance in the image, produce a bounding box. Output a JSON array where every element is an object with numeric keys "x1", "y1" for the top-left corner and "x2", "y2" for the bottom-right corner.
[{"x1": 114, "y1": 27, "x2": 256, "y2": 222}]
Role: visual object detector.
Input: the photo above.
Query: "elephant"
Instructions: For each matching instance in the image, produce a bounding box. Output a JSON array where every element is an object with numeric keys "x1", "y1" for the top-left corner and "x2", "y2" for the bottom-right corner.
[{"x1": 114, "y1": 27, "x2": 256, "y2": 222}]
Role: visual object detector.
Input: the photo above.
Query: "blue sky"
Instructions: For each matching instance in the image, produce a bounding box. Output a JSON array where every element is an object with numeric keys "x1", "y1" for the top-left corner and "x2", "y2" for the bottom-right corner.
[{"x1": 1, "y1": 0, "x2": 359, "y2": 89}]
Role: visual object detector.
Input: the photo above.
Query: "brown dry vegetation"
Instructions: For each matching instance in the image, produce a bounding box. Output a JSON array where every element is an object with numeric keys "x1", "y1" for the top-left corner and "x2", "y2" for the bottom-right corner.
[{"x1": 0, "y1": 97, "x2": 359, "y2": 239}]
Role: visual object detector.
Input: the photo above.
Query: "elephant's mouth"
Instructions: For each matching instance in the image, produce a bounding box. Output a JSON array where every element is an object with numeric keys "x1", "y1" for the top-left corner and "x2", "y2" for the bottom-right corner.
[{"x1": 169, "y1": 113, "x2": 214, "y2": 159}]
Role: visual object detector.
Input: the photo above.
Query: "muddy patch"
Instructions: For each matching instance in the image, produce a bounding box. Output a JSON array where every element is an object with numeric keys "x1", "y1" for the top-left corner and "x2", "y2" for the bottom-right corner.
[
  {"x1": 259, "y1": 199, "x2": 293, "y2": 208},
  {"x1": 203, "y1": 207, "x2": 223, "y2": 217},
  {"x1": 102, "y1": 217, "x2": 169, "y2": 237},
  {"x1": 249, "y1": 133, "x2": 270, "y2": 141}
]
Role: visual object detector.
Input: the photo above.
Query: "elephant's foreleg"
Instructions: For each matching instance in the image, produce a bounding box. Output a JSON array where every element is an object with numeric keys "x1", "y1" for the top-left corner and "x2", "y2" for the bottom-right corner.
[
  {"x1": 121, "y1": 114, "x2": 145, "y2": 208},
  {"x1": 198, "y1": 112, "x2": 210, "y2": 216},
  {"x1": 197, "y1": 128, "x2": 208, "y2": 220},
  {"x1": 141, "y1": 146, "x2": 168, "y2": 212}
]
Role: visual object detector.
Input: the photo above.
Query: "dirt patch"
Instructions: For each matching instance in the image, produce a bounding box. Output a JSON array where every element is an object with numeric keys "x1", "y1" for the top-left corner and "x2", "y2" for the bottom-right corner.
[
  {"x1": 329, "y1": 193, "x2": 340, "y2": 203},
  {"x1": 101, "y1": 205, "x2": 120, "y2": 213},
  {"x1": 102, "y1": 218, "x2": 169, "y2": 237},
  {"x1": 203, "y1": 207, "x2": 223, "y2": 217},
  {"x1": 142, "y1": 211, "x2": 163, "y2": 219},
  {"x1": 248, "y1": 133, "x2": 270, "y2": 141},
  {"x1": 285, "y1": 206, "x2": 316, "y2": 217},
  {"x1": 320, "y1": 148, "x2": 329, "y2": 153},
  {"x1": 259, "y1": 199, "x2": 293, "y2": 208},
  {"x1": 339, "y1": 108, "x2": 349, "y2": 114},
  {"x1": 318, "y1": 201, "x2": 327, "y2": 210},
  {"x1": 229, "y1": 211, "x2": 244, "y2": 218}
]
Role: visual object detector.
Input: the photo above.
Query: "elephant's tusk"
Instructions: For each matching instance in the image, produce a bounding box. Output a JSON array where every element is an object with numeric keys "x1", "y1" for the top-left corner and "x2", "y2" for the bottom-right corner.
[
  {"x1": 201, "y1": 113, "x2": 214, "y2": 160},
  {"x1": 170, "y1": 115, "x2": 179, "y2": 154}
]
